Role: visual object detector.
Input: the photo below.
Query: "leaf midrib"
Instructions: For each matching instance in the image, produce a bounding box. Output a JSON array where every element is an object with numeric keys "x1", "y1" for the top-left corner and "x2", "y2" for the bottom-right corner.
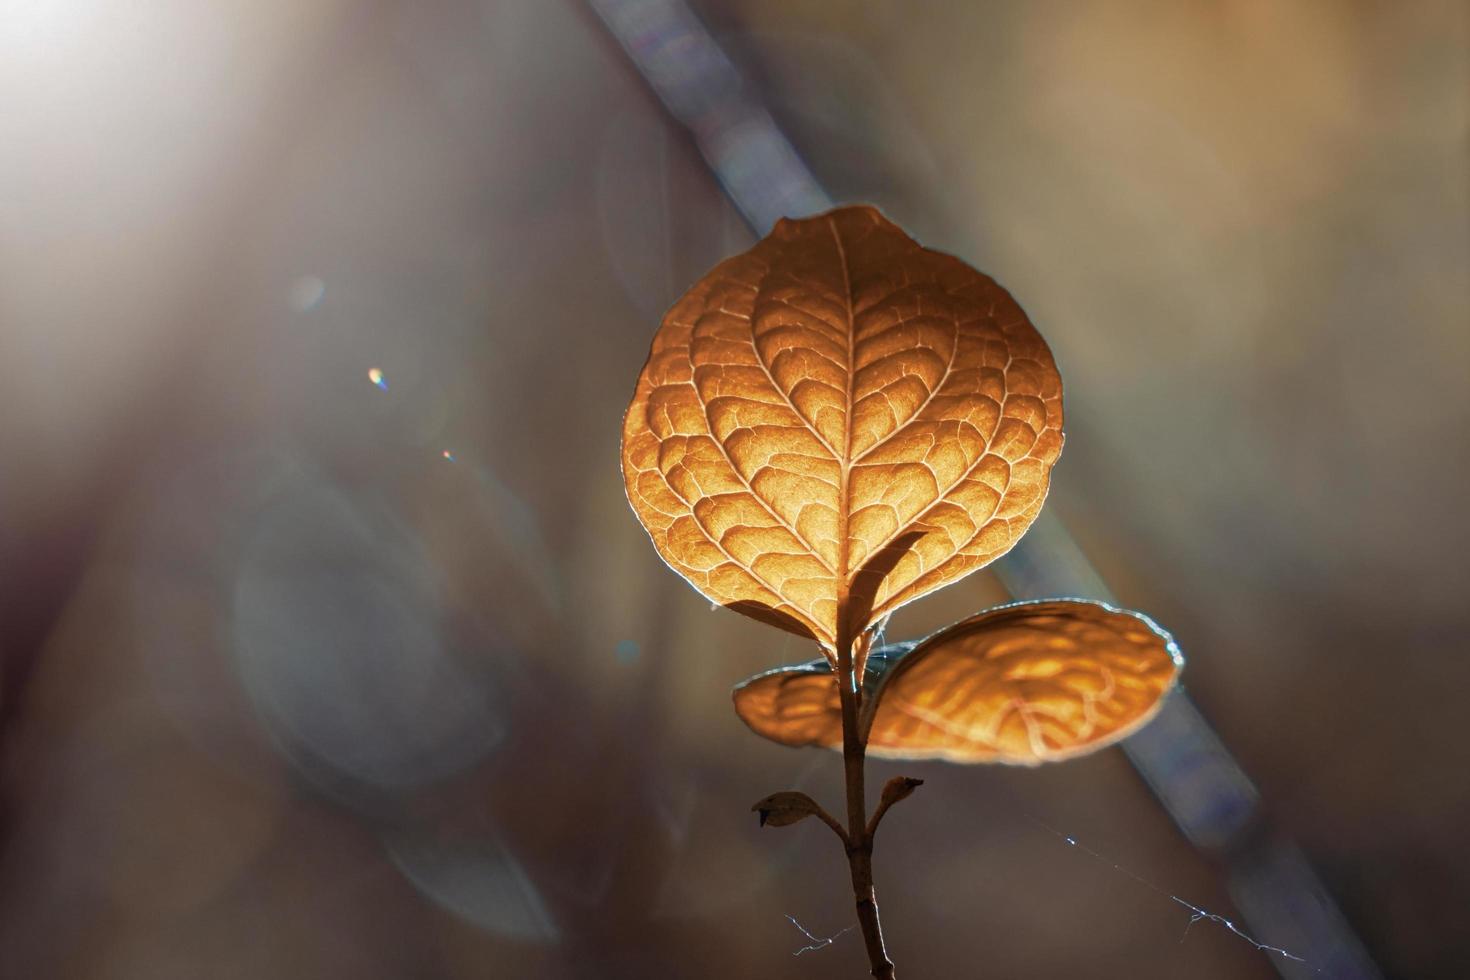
[{"x1": 830, "y1": 215, "x2": 857, "y2": 618}]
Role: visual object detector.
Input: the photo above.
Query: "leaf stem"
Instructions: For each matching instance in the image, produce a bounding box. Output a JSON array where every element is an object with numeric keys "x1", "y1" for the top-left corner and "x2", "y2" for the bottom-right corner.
[
  {"x1": 837, "y1": 625, "x2": 896, "y2": 980},
  {"x1": 816, "y1": 803, "x2": 854, "y2": 847}
]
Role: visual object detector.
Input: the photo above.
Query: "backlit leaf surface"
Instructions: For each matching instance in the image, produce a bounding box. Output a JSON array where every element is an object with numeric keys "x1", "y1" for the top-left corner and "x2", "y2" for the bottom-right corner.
[
  {"x1": 731, "y1": 600, "x2": 1182, "y2": 765},
  {"x1": 866, "y1": 600, "x2": 1183, "y2": 765},
  {"x1": 731, "y1": 640, "x2": 912, "y2": 747},
  {"x1": 732, "y1": 660, "x2": 841, "y2": 749},
  {"x1": 621, "y1": 205, "x2": 1064, "y2": 652}
]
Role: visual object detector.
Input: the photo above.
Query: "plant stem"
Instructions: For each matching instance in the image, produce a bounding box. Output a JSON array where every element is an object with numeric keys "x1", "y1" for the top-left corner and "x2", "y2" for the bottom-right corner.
[{"x1": 837, "y1": 627, "x2": 895, "y2": 979}]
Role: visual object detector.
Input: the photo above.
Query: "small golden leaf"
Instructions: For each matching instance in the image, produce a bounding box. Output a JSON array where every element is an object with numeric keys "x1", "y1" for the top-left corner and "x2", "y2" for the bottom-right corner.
[
  {"x1": 731, "y1": 642, "x2": 911, "y2": 747},
  {"x1": 866, "y1": 600, "x2": 1183, "y2": 765},
  {"x1": 730, "y1": 600, "x2": 1182, "y2": 765},
  {"x1": 621, "y1": 205, "x2": 1064, "y2": 653},
  {"x1": 732, "y1": 660, "x2": 842, "y2": 749}
]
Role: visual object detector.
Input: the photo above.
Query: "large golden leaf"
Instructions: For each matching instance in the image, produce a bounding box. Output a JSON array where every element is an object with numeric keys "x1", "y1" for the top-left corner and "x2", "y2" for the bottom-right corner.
[
  {"x1": 621, "y1": 205, "x2": 1064, "y2": 652},
  {"x1": 731, "y1": 600, "x2": 1183, "y2": 765}
]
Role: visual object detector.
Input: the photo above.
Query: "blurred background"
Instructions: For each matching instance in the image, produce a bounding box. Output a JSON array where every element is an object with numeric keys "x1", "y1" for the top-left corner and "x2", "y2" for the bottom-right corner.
[{"x1": 1, "y1": 1, "x2": 1466, "y2": 977}]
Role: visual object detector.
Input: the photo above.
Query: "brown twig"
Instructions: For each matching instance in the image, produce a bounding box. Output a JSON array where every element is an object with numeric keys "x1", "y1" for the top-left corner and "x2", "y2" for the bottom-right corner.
[
  {"x1": 813, "y1": 803, "x2": 852, "y2": 847},
  {"x1": 835, "y1": 622, "x2": 896, "y2": 979},
  {"x1": 752, "y1": 624, "x2": 899, "y2": 975}
]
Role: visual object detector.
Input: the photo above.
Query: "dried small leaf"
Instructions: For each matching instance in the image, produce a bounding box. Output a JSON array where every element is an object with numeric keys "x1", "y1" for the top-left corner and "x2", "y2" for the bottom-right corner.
[
  {"x1": 622, "y1": 205, "x2": 1063, "y2": 654},
  {"x1": 878, "y1": 776, "x2": 924, "y2": 807},
  {"x1": 751, "y1": 790, "x2": 825, "y2": 828},
  {"x1": 867, "y1": 775, "x2": 925, "y2": 837},
  {"x1": 866, "y1": 600, "x2": 1183, "y2": 765}
]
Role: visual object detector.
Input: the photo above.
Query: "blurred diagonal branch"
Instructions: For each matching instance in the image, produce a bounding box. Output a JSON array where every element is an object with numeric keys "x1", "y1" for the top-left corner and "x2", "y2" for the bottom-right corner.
[{"x1": 585, "y1": 1, "x2": 1384, "y2": 977}]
